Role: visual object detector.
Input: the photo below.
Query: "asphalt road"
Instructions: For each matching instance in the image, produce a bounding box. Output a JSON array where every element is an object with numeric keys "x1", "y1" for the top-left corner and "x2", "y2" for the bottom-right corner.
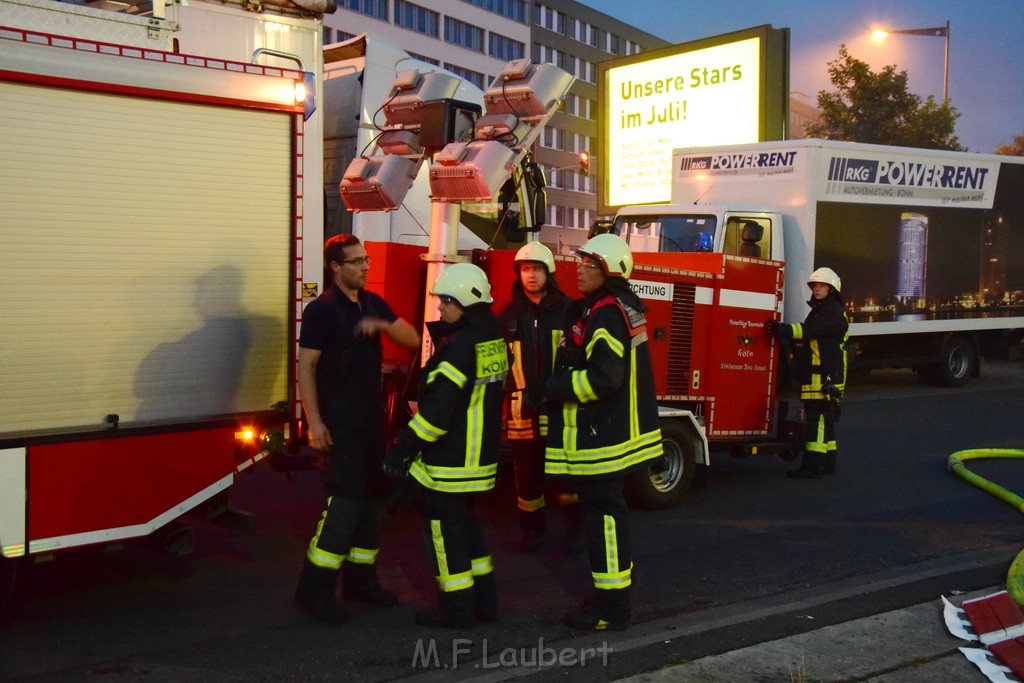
[{"x1": 2, "y1": 362, "x2": 1024, "y2": 681}]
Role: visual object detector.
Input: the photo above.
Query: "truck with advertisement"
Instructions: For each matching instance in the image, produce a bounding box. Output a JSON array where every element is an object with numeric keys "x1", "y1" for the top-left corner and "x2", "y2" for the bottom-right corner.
[
  {"x1": 589, "y1": 138, "x2": 1024, "y2": 506},
  {"x1": 0, "y1": 0, "x2": 500, "y2": 614}
]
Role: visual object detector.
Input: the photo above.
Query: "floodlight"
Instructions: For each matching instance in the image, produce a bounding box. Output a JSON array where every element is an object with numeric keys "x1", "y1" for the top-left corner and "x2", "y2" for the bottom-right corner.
[
  {"x1": 383, "y1": 69, "x2": 464, "y2": 127},
  {"x1": 376, "y1": 128, "x2": 423, "y2": 156},
  {"x1": 483, "y1": 60, "x2": 575, "y2": 120},
  {"x1": 428, "y1": 140, "x2": 516, "y2": 202},
  {"x1": 474, "y1": 113, "x2": 532, "y2": 149},
  {"x1": 340, "y1": 154, "x2": 419, "y2": 211}
]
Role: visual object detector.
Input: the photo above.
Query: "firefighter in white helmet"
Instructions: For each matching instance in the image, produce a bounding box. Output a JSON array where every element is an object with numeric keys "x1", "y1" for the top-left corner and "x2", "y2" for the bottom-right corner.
[
  {"x1": 766, "y1": 266, "x2": 849, "y2": 478},
  {"x1": 544, "y1": 233, "x2": 663, "y2": 631},
  {"x1": 497, "y1": 241, "x2": 574, "y2": 551},
  {"x1": 382, "y1": 262, "x2": 508, "y2": 627}
]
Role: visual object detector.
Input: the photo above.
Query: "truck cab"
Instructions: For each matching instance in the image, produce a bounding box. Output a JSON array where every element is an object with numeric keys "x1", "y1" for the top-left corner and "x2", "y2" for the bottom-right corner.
[{"x1": 612, "y1": 204, "x2": 784, "y2": 262}]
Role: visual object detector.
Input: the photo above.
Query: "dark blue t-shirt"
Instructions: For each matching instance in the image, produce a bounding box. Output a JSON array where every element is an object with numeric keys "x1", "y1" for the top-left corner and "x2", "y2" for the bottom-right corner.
[{"x1": 299, "y1": 284, "x2": 397, "y2": 420}]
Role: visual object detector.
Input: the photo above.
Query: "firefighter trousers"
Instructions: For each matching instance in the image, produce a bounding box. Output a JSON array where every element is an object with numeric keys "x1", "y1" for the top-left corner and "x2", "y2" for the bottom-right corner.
[
  {"x1": 511, "y1": 438, "x2": 547, "y2": 535},
  {"x1": 576, "y1": 477, "x2": 632, "y2": 620},
  {"x1": 801, "y1": 399, "x2": 837, "y2": 474},
  {"x1": 421, "y1": 488, "x2": 493, "y2": 596},
  {"x1": 305, "y1": 495, "x2": 384, "y2": 572}
]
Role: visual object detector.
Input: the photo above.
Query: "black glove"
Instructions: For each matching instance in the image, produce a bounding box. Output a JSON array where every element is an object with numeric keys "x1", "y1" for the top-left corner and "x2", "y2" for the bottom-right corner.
[
  {"x1": 524, "y1": 385, "x2": 546, "y2": 410},
  {"x1": 382, "y1": 447, "x2": 412, "y2": 479},
  {"x1": 765, "y1": 318, "x2": 780, "y2": 336}
]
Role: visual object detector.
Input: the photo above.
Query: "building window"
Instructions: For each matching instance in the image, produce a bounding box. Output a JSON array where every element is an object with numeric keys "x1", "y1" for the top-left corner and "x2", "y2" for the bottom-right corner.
[
  {"x1": 571, "y1": 19, "x2": 597, "y2": 46},
  {"x1": 460, "y1": 0, "x2": 527, "y2": 24},
  {"x1": 535, "y1": 44, "x2": 564, "y2": 70},
  {"x1": 549, "y1": 204, "x2": 565, "y2": 227},
  {"x1": 394, "y1": 0, "x2": 439, "y2": 37},
  {"x1": 489, "y1": 32, "x2": 525, "y2": 61},
  {"x1": 568, "y1": 57, "x2": 595, "y2": 84},
  {"x1": 445, "y1": 17, "x2": 485, "y2": 52},
  {"x1": 541, "y1": 126, "x2": 562, "y2": 150},
  {"x1": 605, "y1": 32, "x2": 620, "y2": 55},
  {"x1": 409, "y1": 52, "x2": 441, "y2": 66},
  {"x1": 445, "y1": 63, "x2": 487, "y2": 90},
  {"x1": 534, "y1": 4, "x2": 564, "y2": 34},
  {"x1": 622, "y1": 39, "x2": 645, "y2": 56},
  {"x1": 343, "y1": 0, "x2": 387, "y2": 20}
]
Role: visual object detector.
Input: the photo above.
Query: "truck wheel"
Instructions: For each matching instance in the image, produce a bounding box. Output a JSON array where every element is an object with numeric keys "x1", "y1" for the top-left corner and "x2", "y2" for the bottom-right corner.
[
  {"x1": 626, "y1": 420, "x2": 696, "y2": 510},
  {"x1": 924, "y1": 334, "x2": 974, "y2": 387}
]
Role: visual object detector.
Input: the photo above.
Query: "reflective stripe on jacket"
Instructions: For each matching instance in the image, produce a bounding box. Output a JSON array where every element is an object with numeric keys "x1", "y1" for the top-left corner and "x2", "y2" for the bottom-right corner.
[
  {"x1": 498, "y1": 284, "x2": 571, "y2": 441},
  {"x1": 544, "y1": 293, "x2": 662, "y2": 478},
  {"x1": 399, "y1": 312, "x2": 509, "y2": 493},
  {"x1": 781, "y1": 293, "x2": 849, "y2": 401}
]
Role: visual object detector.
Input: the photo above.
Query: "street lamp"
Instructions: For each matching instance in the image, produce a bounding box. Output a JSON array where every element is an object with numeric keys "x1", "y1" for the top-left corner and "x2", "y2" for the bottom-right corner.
[{"x1": 871, "y1": 20, "x2": 950, "y2": 101}]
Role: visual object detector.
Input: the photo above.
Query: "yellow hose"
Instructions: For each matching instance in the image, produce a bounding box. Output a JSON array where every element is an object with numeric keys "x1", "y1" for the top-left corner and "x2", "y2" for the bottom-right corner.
[{"x1": 947, "y1": 448, "x2": 1024, "y2": 607}]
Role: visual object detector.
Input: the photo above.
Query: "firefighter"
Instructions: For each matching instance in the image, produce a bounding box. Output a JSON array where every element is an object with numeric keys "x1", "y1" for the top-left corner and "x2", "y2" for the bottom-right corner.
[
  {"x1": 544, "y1": 234, "x2": 663, "y2": 631},
  {"x1": 293, "y1": 234, "x2": 421, "y2": 623},
  {"x1": 766, "y1": 266, "x2": 849, "y2": 479},
  {"x1": 382, "y1": 263, "x2": 508, "y2": 628},
  {"x1": 497, "y1": 241, "x2": 573, "y2": 551}
]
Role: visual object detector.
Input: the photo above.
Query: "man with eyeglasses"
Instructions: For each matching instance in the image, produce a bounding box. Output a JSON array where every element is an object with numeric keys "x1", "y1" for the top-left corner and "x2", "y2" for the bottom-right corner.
[
  {"x1": 544, "y1": 234, "x2": 663, "y2": 632},
  {"x1": 293, "y1": 234, "x2": 420, "y2": 623}
]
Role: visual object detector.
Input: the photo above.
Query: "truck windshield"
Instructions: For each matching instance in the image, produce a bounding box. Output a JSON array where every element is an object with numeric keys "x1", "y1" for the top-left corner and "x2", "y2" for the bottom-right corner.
[{"x1": 615, "y1": 215, "x2": 718, "y2": 254}]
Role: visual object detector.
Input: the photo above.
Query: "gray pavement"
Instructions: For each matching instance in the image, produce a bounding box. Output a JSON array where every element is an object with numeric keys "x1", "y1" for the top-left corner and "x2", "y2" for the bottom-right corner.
[{"x1": 615, "y1": 590, "x2": 997, "y2": 683}]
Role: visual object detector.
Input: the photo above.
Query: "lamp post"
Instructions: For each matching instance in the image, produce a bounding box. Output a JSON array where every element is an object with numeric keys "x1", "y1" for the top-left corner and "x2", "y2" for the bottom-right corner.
[{"x1": 871, "y1": 20, "x2": 950, "y2": 101}]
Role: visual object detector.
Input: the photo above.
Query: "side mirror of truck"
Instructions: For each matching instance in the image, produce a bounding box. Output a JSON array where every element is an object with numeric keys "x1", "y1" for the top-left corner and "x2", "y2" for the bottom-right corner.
[
  {"x1": 696, "y1": 231, "x2": 714, "y2": 252},
  {"x1": 588, "y1": 220, "x2": 615, "y2": 238}
]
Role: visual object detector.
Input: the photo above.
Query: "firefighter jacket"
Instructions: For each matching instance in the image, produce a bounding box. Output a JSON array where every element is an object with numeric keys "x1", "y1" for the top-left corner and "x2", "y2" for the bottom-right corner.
[
  {"x1": 497, "y1": 282, "x2": 571, "y2": 441},
  {"x1": 544, "y1": 283, "x2": 663, "y2": 479},
  {"x1": 396, "y1": 305, "x2": 509, "y2": 494},
  {"x1": 778, "y1": 292, "x2": 849, "y2": 401}
]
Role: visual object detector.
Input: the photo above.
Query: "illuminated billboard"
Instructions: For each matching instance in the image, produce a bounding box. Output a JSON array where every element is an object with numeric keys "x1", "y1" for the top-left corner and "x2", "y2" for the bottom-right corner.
[{"x1": 597, "y1": 25, "x2": 789, "y2": 212}]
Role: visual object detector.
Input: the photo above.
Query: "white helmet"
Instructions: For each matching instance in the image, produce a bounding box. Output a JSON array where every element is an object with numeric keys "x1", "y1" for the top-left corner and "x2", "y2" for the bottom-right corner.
[
  {"x1": 577, "y1": 233, "x2": 633, "y2": 279},
  {"x1": 432, "y1": 263, "x2": 493, "y2": 306},
  {"x1": 514, "y1": 241, "x2": 556, "y2": 274},
  {"x1": 808, "y1": 267, "x2": 841, "y2": 292}
]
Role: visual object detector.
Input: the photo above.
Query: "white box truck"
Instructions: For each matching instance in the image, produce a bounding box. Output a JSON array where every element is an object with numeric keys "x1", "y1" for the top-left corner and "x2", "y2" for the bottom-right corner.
[{"x1": 611, "y1": 138, "x2": 1024, "y2": 386}]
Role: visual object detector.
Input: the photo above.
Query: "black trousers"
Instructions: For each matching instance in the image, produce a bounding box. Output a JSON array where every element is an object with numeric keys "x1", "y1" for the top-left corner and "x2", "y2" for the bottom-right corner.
[
  {"x1": 576, "y1": 477, "x2": 632, "y2": 593},
  {"x1": 803, "y1": 399, "x2": 837, "y2": 456},
  {"x1": 511, "y1": 439, "x2": 547, "y2": 531},
  {"x1": 421, "y1": 488, "x2": 492, "y2": 594},
  {"x1": 305, "y1": 412, "x2": 388, "y2": 570}
]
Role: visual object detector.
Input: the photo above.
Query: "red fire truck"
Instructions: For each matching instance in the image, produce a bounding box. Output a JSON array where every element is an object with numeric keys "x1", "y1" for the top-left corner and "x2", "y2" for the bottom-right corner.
[{"x1": 0, "y1": 0, "x2": 342, "y2": 612}]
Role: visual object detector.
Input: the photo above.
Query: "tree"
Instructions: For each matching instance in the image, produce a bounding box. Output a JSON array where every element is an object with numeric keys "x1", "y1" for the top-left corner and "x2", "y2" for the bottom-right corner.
[
  {"x1": 994, "y1": 133, "x2": 1024, "y2": 156},
  {"x1": 805, "y1": 45, "x2": 965, "y2": 151}
]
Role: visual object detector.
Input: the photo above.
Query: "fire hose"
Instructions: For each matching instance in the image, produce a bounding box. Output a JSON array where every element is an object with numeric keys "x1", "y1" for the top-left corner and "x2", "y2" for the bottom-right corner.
[{"x1": 947, "y1": 448, "x2": 1024, "y2": 606}]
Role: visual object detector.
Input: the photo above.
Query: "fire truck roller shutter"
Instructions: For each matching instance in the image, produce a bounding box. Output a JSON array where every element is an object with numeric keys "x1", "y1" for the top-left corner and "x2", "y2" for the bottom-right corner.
[{"x1": 0, "y1": 81, "x2": 293, "y2": 434}]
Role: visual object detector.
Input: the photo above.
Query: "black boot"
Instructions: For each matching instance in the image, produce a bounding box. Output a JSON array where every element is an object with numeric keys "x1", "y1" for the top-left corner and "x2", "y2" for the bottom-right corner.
[
  {"x1": 415, "y1": 588, "x2": 475, "y2": 629},
  {"x1": 786, "y1": 451, "x2": 824, "y2": 479},
  {"x1": 473, "y1": 573, "x2": 498, "y2": 623},
  {"x1": 294, "y1": 560, "x2": 348, "y2": 623},
  {"x1": 341, "y1": 561, "x2": 398, "y2": 607},
  {"x1": 564, "y1": 588, "x2": 629, "y2": 632},
  {"x1": 824, "y1": 451, "x2": 837, "y2": 474}
]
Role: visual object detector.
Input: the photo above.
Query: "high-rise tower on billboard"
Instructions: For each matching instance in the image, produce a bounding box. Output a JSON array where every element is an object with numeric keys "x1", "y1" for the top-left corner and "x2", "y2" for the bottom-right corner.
[{"x1": 897, "y1": 212, "x2": 928, "y2": 304}]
